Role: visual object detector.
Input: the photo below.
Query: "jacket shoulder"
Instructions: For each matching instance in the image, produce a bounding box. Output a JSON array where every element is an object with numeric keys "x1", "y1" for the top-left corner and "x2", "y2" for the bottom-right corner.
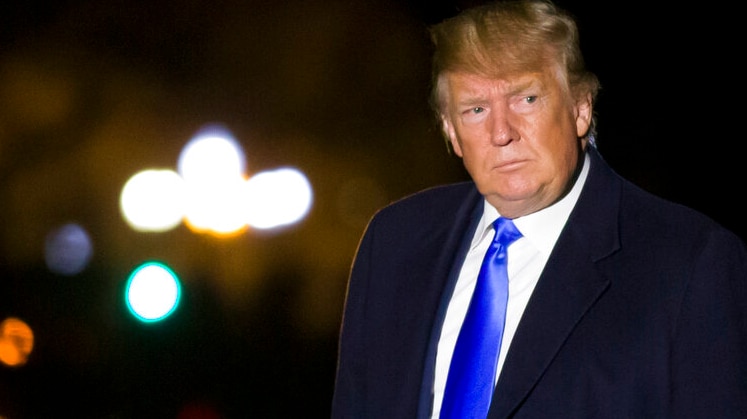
[{"x1": 374, "y1": 181, "x2": 478, "y2": 223}]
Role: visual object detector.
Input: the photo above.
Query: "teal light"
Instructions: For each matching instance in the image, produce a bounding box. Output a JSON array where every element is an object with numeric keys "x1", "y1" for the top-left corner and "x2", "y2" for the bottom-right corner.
[{"x1": 125, "y1": 261, "x2": 182, "y2": 323}]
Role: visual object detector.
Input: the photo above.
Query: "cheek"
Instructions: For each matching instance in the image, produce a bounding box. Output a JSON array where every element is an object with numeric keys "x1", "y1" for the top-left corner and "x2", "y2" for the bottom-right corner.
[
  {"x1": 450, "y1": 124, "x2": 485, "y2": 158},
  {"x1": 544, "y1": 139, "x2": 582, "y2": 182}
]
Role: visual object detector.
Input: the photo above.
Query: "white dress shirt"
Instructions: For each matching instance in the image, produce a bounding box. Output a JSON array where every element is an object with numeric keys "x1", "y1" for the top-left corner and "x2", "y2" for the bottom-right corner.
[{"x1": 431, "y1": 153, "x2": 591, "y2": 418}]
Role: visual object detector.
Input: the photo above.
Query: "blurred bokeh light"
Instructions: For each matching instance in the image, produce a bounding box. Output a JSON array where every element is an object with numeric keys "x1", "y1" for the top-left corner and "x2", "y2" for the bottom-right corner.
[
  {"x1": 178, "y1": 124, "x2": 246, "y2": 184},
  {"x1": 120, "y1": 124, "x2": 316, "y2": 236},
  {"x1": 245, "y1": 167, "x2": 313, "y2": 230},
  {"x1": 120, "y1": 169, "x2": 186, "y2": 232},
  {"x1": 43, "y1": 222, "x2": 93, "y2": 275},
  {"x1": 125, "y1": 261, "x2": 182, "y2": 323},
  {"x1": 0, "y1": 317, "x2": 34, "y2": 368}
]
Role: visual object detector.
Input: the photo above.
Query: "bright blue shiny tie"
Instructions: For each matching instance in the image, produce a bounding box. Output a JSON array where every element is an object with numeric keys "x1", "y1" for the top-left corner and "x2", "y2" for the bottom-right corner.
[{"x1": 440, "y1": 217, "x2": 522, "y2": 419}]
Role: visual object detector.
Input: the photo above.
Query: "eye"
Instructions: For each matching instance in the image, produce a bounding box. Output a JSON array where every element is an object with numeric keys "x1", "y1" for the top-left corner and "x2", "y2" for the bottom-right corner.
[
  {"x1": 524, "y1": 96, "x2": 538, "y2": 104},
  {"x1": 460, "y1": 107, "x2": 485, "y2": 116}
]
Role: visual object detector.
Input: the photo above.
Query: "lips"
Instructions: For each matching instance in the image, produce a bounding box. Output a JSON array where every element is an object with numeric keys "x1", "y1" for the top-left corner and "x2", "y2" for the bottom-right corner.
[{"x1": 495, "y1": 159, "x2": 526, "y2": 171}]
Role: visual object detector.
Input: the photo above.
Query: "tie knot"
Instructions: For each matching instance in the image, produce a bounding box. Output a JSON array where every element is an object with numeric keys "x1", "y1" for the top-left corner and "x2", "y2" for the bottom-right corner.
[{"x1": 493, "y1": 217, "x2": 522, "y2": 246}]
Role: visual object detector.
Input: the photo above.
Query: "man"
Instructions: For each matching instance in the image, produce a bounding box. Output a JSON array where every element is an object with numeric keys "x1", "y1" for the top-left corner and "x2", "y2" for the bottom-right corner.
[{"x1": 331, "y1": 0, "x2": 747, "y2": 418}]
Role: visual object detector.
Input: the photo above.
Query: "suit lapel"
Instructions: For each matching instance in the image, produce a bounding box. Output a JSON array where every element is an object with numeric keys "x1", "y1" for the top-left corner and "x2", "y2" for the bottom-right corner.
[
  {"x1": 490, "y1": 147, "x2": 622, "y2": 418},
  {"x1": 490, "y1": 242, "x2": 610, "y2": 417},
  {"x1": 417, "y1": 186, "x2": 484, "y2": 418}
]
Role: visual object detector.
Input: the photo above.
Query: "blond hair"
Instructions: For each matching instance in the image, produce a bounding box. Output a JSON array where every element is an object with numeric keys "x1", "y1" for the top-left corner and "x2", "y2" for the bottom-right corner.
[{"x1": 429, "y1": 0, "x2": 600, "y2": 144}]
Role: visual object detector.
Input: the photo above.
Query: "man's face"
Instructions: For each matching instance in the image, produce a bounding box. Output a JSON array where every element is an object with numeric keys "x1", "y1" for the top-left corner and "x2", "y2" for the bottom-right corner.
[{"x1": 441, "y1": 69, "x2": 591, "y2": 218}]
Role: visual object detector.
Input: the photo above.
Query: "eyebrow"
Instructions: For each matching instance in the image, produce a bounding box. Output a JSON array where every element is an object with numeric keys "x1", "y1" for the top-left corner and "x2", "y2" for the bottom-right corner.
[
  {"x1": 455, "y1": 95, "x2": 488, "y2": 107},
  {"x1": 506, "y1": 77, "x2": 541, "y2": 95},
  {"x1": 454, "y1": 77, "x2": 541, "y2": 106}
]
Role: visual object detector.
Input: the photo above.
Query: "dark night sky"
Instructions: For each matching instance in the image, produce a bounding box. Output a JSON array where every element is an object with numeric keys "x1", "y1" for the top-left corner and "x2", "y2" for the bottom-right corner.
[{"x1": 0, "y1": 1, "x2": 742, "y2": 418}]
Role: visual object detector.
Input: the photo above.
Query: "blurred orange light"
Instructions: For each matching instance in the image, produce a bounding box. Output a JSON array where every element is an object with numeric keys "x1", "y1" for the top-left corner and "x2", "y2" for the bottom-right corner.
[{"x1": 0, "y1": 317, "x2": 34, "y2": 367}]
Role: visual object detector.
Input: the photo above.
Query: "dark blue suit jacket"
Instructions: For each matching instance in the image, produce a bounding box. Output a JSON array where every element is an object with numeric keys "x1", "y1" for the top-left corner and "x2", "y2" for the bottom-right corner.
[{"x1": 332, "y1": 147, "x2": 747, "y2": 418}]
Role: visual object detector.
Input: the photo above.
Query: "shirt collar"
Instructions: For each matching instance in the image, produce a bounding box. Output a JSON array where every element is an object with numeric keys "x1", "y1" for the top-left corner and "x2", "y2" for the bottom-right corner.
[{"x1": 475, "y1": 151, "x2": 591, "y2": 255}]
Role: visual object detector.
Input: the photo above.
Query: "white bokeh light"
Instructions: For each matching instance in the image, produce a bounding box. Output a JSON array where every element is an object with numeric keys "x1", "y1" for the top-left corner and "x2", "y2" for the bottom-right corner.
[
  {"x1": 178, "y1": 125, "x2": 246, "y2": 184},
  {"x1": 119, "y1": 123, "x2": 315, "y2": 236},
  {"x1": 245, "y1": 167, "x2": 313, "y2": 229},
  {"x1": 183, "y1": 177, "x2": 251, "y2": 235},
  {"x1": 120, "y1": 169, "x2": 186, "y2": 232}
]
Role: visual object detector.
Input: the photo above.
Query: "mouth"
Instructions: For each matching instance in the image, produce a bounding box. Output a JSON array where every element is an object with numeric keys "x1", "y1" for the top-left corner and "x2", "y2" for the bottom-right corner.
[{"x1": 495, "y1": 159, "x2": 526, "y2": 172}]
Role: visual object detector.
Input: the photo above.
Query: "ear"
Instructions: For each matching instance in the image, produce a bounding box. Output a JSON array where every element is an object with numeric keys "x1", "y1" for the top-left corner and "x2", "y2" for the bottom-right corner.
[
  {"x1": 441, "y1": 115, "x2": 463, "y2": 157},
  {"x1": 575, "y1": 92, "x2": 592, "y2": 138}
]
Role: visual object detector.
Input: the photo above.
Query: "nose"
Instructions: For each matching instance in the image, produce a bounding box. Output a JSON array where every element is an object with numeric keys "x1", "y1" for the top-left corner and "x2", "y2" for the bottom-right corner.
[{"x1": 489, "y1": 110, "x2": 517, "y2": 146}]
